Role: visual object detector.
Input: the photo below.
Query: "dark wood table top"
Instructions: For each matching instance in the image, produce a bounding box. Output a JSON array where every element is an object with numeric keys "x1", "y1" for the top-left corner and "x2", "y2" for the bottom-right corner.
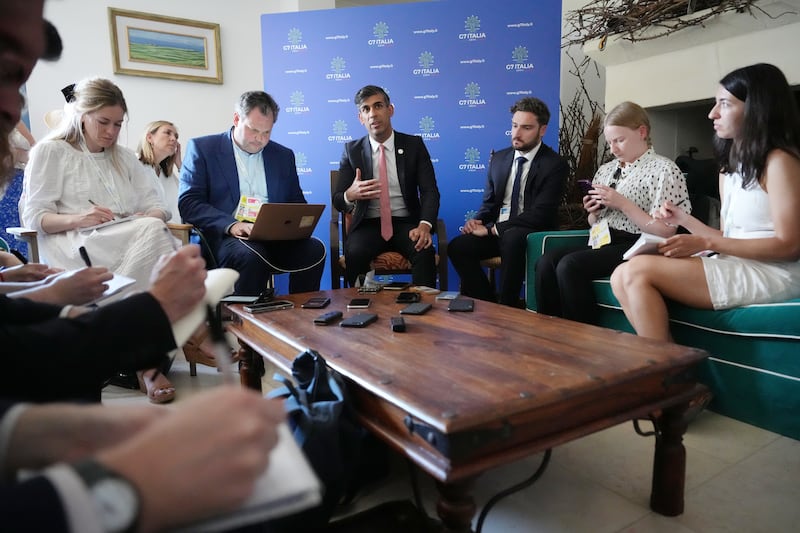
[{"x1": 227, "y1": 288, "x2": 707, "y2": 434}]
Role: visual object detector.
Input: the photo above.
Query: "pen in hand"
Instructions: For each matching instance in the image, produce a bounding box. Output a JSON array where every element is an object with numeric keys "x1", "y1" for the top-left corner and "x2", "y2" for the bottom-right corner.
[{"x1": 78, "y1": 246, "x2": 92, "y2": 267}]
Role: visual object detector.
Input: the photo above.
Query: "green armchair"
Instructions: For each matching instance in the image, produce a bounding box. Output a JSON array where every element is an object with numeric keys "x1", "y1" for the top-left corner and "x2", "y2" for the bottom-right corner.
[{"x1": 525, "y1": 230, "x2": 800, "y2": 440}]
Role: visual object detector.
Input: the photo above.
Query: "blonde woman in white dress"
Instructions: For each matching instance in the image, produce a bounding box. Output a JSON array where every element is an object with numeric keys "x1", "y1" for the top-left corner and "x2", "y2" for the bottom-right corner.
[{"x1": 20, "y1": 78, "x2": 179, "y2": 403}]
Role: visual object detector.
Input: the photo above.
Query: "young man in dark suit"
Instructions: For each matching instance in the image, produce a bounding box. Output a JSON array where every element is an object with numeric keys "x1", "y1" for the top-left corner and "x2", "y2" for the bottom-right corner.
[
  {"x1": 179, "y1": 91, "x2": 325, "y2": 295},
  {"x1": 448, "y1": 97, "x2": 569, "y2": 307},
  {"x1": 333, "y1": 85, "x2": 441, "y2": 288}
]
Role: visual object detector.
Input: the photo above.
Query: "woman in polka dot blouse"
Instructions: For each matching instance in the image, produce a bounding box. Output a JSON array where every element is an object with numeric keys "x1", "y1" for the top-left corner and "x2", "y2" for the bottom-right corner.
[{"x1": 534, "y1": 101, "x2": 689, "y2": 325}]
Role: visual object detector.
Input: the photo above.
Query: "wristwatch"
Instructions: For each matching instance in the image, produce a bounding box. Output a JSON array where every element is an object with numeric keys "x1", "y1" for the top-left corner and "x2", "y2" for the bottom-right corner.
[
  {"x1": 484, "y1": 222, "x2": 496, "y2": 236},
  {"x1": 73, "y1": 459, "x2": 140, "y2": 533}
]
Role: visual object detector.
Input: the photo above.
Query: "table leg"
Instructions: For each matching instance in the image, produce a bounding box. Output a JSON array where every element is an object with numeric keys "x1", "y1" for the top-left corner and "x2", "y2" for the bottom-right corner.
[
  {"x1": 435, "y1": 477, "x2": 478, "y2": 533},
  {"x1": 236, "y1": 342, "x2": 264, "y2": 392},
  {"x1": 649, "y1": 403, "x2": 689, "y2": 516}
]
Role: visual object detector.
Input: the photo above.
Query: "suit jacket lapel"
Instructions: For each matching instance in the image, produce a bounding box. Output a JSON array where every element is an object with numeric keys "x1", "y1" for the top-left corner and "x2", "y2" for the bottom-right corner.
[
  {"x1": 495, "y1": 150, "x2": 514, "y2": 195},
  {"x1": 394, "y1": 133, "x2": 406, "y2": 194},
  {"x1": 220, "y1": 131, "x2": 240, "y2": 206},
  {"x1": 360, "y1": 139, "x2": 373, "y2": 180}
]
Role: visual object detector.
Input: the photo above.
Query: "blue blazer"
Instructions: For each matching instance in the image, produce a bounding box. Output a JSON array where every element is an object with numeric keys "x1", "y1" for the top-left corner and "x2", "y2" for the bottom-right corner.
[
  {"x1": 475, "y1": 143, "x2": 568, "y2": 235},
  {"x1": 179, "y1": 129, "x2": 307, "y2": 254},
  {"x1": 332, "y1": 131, "x2": 440, "y2": 233}
]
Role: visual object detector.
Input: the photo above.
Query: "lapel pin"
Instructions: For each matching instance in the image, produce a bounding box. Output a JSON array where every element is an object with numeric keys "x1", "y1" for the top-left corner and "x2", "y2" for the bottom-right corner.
[{"x1": 398, "y1": 149, "x2": 404, "y2": 155}]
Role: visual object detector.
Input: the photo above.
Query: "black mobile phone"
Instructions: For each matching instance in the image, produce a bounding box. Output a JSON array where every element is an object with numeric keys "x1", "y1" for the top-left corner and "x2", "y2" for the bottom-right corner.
[
  {"x1": 577, "y1": 179, "x2": 594, "y2": 195},
  {"x1": 314, "y1": 310, "x2": 343, "y2": 325},
  {"x1": 395, "y1": 291, "x2": 421, "y2": 304},
  {"x1": 301, "y1": 297, "x2": 331, "y2": 309},
  {"x1": 340, "y1": 312, "x2": 378, "y2": 328},
  {"x1": 220, "y1": 294, "x2": 261, "y2": 305},
  {"x1": 399, "y1": 302, "x2": 432, "y2": 315},
  {"x1": 347, "y1": 298, "x2": 371, "y2": 309},
  {"x1": 383, "y1": 281, "x2": 410, "y2": 291},
  {"x1": 448, "y1": 298, "x2": 475, "y2": 312},
  {"x1": 243, "y1": 300, "x2": 294, "y2": 313},
  {"x1": 390, "y1": 316, "x2": 406, "y2": 332}
]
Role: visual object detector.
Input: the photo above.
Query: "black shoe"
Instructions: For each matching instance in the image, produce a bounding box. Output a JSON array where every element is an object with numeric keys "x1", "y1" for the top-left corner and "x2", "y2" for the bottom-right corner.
[{"x1": 104, "y1": 372, "x2": 140, "y2": 390}]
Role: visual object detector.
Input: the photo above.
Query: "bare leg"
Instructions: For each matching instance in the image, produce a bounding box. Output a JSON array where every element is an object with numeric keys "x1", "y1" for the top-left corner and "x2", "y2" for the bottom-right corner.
[{"x1": 611, "y1": 256, "x2": 713, "y2": 341}]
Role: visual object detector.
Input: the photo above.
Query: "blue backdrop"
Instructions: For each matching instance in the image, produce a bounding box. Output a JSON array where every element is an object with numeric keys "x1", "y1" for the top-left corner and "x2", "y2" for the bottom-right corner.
[{"x1": 261, "y1": 0, "x2": 561, "y2": 291}]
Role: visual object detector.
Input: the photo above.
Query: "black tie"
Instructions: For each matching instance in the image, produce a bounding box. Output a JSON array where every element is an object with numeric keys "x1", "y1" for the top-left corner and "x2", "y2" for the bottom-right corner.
[{"x1": 511, "y1": 156, "x2": 526, "y2": 216}]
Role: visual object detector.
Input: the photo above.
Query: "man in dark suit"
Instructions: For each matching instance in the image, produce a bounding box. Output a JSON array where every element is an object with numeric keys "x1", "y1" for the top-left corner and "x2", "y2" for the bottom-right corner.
[
  {"x1": 333, "y1": 85, "x2": 440, "y2": 287},
  {"x1": 179, "y1": 91, "x2": 325, "y2": 295},
  {"x1": 448, "y1": 97, "x2": 569, "y2": 307}
]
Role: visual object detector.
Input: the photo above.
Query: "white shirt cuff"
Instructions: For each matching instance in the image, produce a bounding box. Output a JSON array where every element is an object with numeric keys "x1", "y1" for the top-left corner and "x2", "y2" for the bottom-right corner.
[
  {"x1": 45, "y1": 464, "x2": 105, "y2": 533},
  {"x1": 0, "y1": 404, "x2": 28, "y2": 479}
]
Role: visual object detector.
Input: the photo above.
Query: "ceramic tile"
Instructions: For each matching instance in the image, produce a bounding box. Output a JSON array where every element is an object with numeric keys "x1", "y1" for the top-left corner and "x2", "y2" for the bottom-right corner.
[
  {"x1": 99, "y1": 356, "x2": 797, "y2": 533},
  {"x1": 682, "y1": 410, "x2": 782, "y2": 463}
]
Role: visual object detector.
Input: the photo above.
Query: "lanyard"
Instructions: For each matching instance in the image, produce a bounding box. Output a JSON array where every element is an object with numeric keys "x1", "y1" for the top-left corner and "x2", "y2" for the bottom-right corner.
[{"x1": 78, "y1": 139, "x2": 127, "y2": 215}]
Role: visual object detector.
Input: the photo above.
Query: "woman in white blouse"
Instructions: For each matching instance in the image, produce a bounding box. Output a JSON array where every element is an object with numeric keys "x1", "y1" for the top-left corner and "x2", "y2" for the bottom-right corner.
[
  {"x1": 137, "y1": 120, "x2": 182, "y2": 223},
  {"x1": 20, "y1": 77, "x2": 178, "y2": 403}
]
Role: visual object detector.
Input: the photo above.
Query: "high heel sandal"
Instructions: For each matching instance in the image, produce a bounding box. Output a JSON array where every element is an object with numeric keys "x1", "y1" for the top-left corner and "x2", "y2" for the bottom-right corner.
[{"x1": 137, "y1": 369, "x2": 176, "y2": 404}]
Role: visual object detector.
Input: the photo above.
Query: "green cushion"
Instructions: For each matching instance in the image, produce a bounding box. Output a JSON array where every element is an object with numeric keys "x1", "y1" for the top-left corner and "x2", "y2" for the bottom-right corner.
[{"x1": 527, "y1": 231, "x2": 800, "y2": 440}]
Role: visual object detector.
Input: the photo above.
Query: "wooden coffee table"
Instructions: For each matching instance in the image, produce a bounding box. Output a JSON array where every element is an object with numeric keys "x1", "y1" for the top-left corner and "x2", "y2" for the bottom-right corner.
[{"x1": 226, "y1": 288, "x2": 708, "y2": 533}]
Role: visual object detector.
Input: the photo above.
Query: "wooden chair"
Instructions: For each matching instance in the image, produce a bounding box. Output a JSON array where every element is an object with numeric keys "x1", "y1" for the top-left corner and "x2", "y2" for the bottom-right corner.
[
  {"x1": 7, "y1": 223, "x2": 193, "y2": 263},
  {"x1": 480, "y1": 256, "x2": 502, "y2": 290},
  {"x1": 329, "y1": 170, "x2": 448, "y2": 289}
]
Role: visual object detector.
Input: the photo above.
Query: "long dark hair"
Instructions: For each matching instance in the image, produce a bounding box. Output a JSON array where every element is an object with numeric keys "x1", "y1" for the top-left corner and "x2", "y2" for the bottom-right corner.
[{"x1": 713, "y1": 63, "x2": 800, "y2": 189}]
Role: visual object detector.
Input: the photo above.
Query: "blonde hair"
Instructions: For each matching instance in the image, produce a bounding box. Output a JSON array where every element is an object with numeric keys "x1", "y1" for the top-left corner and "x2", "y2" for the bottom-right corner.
[
  {"x1": 604, "y1": 101, "x2": 652, "y2": 147},
  {"x1": 49, "y1": 77, "x2": 128, "y2": 173},
  {"x1": 138, "y1": 120, "x2": 179, "y2": 177}
]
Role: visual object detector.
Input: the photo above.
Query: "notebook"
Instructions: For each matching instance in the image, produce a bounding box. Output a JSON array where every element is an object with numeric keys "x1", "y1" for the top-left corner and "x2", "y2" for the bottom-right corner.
[{"x1": 243, "y1": 203, "x2": 324, "y2": 241}]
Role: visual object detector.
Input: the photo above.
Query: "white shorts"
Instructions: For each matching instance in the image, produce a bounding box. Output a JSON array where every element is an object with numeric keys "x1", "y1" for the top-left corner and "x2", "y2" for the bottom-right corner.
[{"x1": 702, "y1": 254, "x2": 800, "y2": 309}]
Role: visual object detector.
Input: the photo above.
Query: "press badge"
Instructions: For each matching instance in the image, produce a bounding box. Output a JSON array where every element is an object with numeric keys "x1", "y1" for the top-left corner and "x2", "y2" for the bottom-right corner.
[
  {"x1": 235, "y1": 195, "x2": 262, "y2": 222},
  {"x1": 588, "y1": 219, "x2": 611, "y2": 249},
  {"x1": 497, "y1": 206, "x2": 511, "y2": 223}
]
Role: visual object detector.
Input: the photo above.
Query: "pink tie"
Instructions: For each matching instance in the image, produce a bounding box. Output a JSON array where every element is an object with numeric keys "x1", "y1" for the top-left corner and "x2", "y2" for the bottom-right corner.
[{"x1": 378, "y1": 144, "x2": 393, "y2": 241}]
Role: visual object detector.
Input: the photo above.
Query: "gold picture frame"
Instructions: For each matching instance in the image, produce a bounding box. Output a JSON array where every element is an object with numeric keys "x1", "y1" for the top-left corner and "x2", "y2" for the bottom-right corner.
[{"x1": 108, "y1": 8, "x2": 223, "y2": 84}]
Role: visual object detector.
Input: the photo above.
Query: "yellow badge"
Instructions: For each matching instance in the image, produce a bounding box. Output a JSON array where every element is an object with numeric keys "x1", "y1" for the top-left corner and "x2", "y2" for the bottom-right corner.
[
  {"x1": 235, "y1": 195, "x2": 262, "y2": 222},
  {"x1": 588, "y1": 219, "x2": 611, "y2": 249}
]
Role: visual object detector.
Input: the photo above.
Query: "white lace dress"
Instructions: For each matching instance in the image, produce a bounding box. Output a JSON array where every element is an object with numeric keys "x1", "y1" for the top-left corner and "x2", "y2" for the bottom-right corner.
[
  {"x1": 20, "y1": 140, "x2": 177, "y2": 294},
  {"x1": 702, "y1": 171, "x2": 800, "y2": 309}
]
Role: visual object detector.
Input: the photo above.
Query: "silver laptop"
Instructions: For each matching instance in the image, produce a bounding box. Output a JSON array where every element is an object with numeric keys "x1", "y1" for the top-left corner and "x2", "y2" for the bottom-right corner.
[{"x1": 244, "y1": 203, "x2": 325, "y2": 241}]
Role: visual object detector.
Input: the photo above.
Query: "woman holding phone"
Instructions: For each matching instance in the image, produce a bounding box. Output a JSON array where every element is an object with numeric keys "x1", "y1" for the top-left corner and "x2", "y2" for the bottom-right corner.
[
  {"x1": 611, "y1": 64, "x2": 800, "y2": 341},
  {"x1": 534, "y1": 101, "x2": 689, "y2": 325}
]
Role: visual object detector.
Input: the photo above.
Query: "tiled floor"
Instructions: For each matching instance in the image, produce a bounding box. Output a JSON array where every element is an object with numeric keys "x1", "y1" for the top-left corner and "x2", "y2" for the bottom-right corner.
[{"x1": 104, "y1": 351, "x2": 799, "y2": 532}]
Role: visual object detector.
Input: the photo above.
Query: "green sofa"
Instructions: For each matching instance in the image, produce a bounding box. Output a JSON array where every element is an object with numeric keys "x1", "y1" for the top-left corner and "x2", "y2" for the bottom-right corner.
[{"x1": 525, "y1": 230, "x2": 800, "y2": 440}]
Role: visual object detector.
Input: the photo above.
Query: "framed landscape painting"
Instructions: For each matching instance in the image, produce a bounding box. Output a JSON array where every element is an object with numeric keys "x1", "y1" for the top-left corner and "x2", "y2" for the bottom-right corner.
[{"x1": 108, "y1": 8, "x2": 223, "y2": 84}]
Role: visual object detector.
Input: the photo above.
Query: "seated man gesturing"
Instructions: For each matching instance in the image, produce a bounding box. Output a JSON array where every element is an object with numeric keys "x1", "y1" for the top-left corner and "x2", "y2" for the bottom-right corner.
[{"x1": 333, "y1": 85, "x2": 441, "y2": 288}]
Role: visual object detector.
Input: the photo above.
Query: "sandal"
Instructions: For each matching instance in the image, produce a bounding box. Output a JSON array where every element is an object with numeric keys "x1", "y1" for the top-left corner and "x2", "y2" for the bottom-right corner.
[{"x1": 137, "y1": 369, "x2": 176, "y2": 404}]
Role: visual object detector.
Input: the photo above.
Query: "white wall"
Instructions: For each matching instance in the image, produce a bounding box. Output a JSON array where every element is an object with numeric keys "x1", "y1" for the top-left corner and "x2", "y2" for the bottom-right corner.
[
  {"x1": 28, "y1": 0, "x2": 335, "y2": 149},
  {"x1": 29, "y1": 0, "x2": 600, "y2": 154}
]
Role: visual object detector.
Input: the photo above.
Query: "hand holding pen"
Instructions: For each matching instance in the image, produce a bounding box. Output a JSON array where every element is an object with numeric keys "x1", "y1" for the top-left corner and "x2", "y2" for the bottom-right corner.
[
  {"x1": 655, "y1": 197, "x2": 689, "y2": 227},
  {"x1": 80, "y1": 199, "x2": 116, "y2": 228}
]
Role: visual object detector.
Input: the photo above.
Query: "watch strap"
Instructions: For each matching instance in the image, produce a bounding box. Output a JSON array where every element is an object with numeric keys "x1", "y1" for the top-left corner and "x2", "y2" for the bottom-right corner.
[{"x1": 73, "y1": 459, "x2": 140, "y2": 533}]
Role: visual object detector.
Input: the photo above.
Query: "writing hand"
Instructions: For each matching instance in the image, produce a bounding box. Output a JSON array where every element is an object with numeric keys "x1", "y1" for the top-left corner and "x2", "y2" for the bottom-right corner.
[
  {"x1": 656, "y1": 200, "x2": 688, "y2": 227},
  {"x1": 148, "y1": 244, "x2": 207, "y2": 324},
  {"x1": 76, "y1": 205, "x2": 117, "y2": 228}
]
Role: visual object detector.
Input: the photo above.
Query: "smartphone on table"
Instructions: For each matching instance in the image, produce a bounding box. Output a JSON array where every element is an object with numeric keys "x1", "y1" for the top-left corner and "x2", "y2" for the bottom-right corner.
[
  {"x1": 301, "y1": 296, "x2": 331, "y2": 309},
  {"x1": 400, "y1": 302, "x2": 432, "y2": 315},
  {"x1": 243, "y1": 300, "x2": 295, "y2": 313},
  {"x1": 383, "y1": 281, "x2": 410, "y2": 291},
  {"x1": 347, "y1": 298, "x2": 371, "y2": 309},
  {"x1": 340, "y1": 312, "x2": 378, "y2": 328},
  {"x1": 448, "y1": 298, "x2": 475, "y2": 312},
  {"x1": 395, "y1": 291, "x2": 421, "y2": 304}
]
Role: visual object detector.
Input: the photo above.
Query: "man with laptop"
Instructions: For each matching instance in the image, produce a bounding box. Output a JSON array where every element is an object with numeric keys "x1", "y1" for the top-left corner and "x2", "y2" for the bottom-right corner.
[{"x1": 179, "y1": 91, "x2": 325, "y2": 295}]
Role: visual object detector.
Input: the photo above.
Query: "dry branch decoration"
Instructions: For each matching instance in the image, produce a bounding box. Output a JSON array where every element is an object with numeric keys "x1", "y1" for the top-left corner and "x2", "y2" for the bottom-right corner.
[
  {"x1": 562, "y1": 0, "x2": 789, "y2": 48},
  {"x1": 557, "y1": 50, "x2": 610, "y2": 229}
]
